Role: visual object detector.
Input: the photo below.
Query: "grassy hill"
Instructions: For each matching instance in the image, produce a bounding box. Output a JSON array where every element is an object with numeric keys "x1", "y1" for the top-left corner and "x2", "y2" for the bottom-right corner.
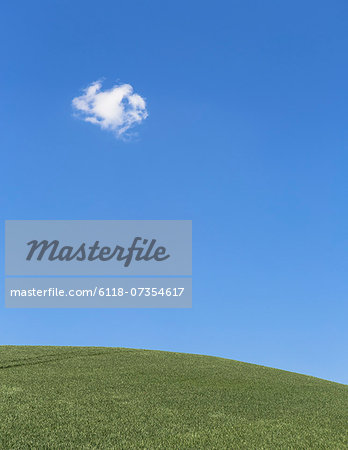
[{"x1": 0, "y1": 346, "x2": 346, "y2": 449}]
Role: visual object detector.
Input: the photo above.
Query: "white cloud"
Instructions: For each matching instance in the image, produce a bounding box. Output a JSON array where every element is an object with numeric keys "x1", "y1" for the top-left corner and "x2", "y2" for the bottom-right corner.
[{"x1": 72, "y1": 80, "x2": 148, "y2": 138}]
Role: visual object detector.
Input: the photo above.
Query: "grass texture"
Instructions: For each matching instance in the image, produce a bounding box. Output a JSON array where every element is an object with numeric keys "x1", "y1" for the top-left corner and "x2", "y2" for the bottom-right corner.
[{"x1": 0, "y1": 346, "x2": 347, "y2": 449}]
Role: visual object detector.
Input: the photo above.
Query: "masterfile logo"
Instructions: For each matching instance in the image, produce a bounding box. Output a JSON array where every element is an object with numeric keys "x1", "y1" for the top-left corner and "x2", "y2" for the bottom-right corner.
[
  {"x1": 26, "y1": 237, "x2": 171, "y2": 267},
  {"x1": 5, "y1": 220, "x2": 192, "y2": 276},
  {"x1": 5, "y1": 220, "x2": 192, "y2": 308}
]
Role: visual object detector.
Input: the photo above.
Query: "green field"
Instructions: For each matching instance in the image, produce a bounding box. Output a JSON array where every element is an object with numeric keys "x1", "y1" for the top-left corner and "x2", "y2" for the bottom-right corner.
[{"x1": 0, "y1": 346, "x2": 347, "y2": 449}]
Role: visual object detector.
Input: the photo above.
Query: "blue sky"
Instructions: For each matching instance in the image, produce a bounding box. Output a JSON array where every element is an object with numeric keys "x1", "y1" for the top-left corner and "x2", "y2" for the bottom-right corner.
[{"x1": 1, "y1": 1, "x2": 348, "y2": 384}]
